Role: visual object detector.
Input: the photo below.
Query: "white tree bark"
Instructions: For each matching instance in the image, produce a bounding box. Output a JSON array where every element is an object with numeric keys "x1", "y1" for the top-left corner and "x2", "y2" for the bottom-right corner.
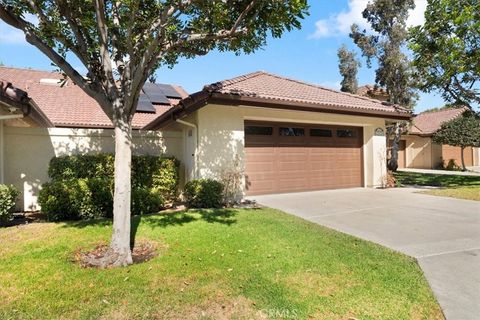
[{"x1": 109, "y1": 121, "x2": 133, "y2": 266}]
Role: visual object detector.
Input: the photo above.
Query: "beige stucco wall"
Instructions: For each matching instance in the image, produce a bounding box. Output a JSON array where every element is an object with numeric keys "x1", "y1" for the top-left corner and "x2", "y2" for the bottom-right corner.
[
  {"x1": 474, "y1": 147, "x2": 480, "y2": 166},
  {"x1": 193, "y1": 104, "x2": 389, "y2": 197},
  {"x1": 4, "y1": 126, "x2": 183, "y2": 211},
  {"x1": 404, "y1": 135, "x2": 442, "y2": 169}
]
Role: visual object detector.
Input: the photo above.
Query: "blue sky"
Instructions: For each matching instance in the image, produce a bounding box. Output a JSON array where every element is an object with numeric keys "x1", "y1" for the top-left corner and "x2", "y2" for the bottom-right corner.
[{"x1": 0, "y1": 0, "x2": 447, "y2": 113}]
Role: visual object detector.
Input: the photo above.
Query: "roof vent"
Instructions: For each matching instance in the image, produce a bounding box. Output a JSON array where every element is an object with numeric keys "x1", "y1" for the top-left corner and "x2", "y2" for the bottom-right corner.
[{"x1": 39, "y1": 78, "x2": 64, "y2": 86}]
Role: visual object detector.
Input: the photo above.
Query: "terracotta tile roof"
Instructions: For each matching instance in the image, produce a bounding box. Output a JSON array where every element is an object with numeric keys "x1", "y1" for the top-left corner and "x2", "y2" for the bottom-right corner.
[
  {"x1": 0, "y1": 66, "x2": 187, "y2": 129},
  {"x1": 410, "y1": 107, "x2": 470, "y2": 135},
  {"x1": 205, "y1": 71, "x2": 410, "y2": 115}
]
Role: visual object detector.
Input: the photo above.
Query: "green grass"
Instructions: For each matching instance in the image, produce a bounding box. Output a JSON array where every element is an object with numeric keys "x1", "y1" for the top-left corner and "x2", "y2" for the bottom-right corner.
[
  {"x1": 420, "y1": 187, "x2": 480, "y2": 201},
  {"x1": 394, "y1": 171, "x2": 480, "y2": 201},
  {"x1": 0, "y1": 209, "x2": 443, "y2": 319}
]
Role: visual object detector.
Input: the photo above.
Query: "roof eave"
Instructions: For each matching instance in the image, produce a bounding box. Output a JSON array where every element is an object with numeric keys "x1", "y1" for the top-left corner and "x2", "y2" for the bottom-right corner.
[
  {"x1": 210, "y1": 93, "x2": 412, "y2": 120},
  {"x1": 0, "y1": 96, "x2": 53, "y2": 127},
  {"x1": 144, "y1": 91, "x2": 413, "y2": 130}
]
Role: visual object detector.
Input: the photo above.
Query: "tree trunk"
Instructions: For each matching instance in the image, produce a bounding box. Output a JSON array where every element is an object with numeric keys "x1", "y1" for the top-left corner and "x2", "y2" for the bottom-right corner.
[
  {"x1": 109, "y1": 122, "x2": 133, "y2": 267},
  {"x1": 460, "y1": 146, "x2": 466, "y2": 171},
  {"x1": 387, "y1": 123, "x2": 402, "y2": 172}
]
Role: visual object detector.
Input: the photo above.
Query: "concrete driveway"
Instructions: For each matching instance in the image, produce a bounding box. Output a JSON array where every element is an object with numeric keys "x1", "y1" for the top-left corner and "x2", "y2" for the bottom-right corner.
[{"x1": 249, "y1": 188, "x2": 480, "y2": 320}]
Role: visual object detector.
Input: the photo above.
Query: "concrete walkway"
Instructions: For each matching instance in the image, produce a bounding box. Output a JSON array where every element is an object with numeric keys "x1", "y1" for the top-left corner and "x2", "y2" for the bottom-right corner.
[
  {"x1": 398, "y1": 168, "x2": 480, "y2": 176},
  {"x1": 249, "y1": 188, "x2": 480, "y2": 320}
]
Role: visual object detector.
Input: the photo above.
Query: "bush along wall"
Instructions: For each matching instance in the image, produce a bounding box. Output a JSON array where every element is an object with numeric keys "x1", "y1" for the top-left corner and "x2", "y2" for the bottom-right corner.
[
  {"x1": 0, "y1": 184, "x2": 19, "y2": 226},
  {"x1": 184, "y1": 179, "x2": 224, "y2": 209},
  {"x1": 39, "y1": 154, "x2": 180, "y2": 221}
]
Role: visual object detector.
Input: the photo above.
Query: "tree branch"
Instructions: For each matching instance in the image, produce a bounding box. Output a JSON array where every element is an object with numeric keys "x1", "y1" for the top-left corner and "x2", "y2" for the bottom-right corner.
[
  {"x1": 230, "y1": 0, "x2": 258, "y2": 34},
  {"x1": 54, "y1": 0, "x2": 91, "y2": 65},
  {"x1": 0, "y1": 5, "x2": 112, "y2": 117},
  {"x1": 93, "y1": 0, "x2": 119, "y2": 100}
]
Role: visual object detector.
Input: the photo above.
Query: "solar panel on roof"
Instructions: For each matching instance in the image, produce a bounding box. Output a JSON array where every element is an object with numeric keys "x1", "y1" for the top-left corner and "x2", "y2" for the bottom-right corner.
[
  {"x1": 157, "y1": 84, "x2": 182, "y2": 98},
  {"x1": 142, "y1": 83, "x2": 171, "y2": 104},
  {"x1": 136, "y1": 93, "x2": 156, "y2": 113}
]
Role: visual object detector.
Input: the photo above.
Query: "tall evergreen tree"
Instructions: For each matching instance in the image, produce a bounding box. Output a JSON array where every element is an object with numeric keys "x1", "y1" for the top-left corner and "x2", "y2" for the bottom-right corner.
[
  {"x1": 350, "y1": 0, "x2": 417, "y2": 171},
  {"x1": 337, "y1": 45, "x2": 360, "y2": 94}
]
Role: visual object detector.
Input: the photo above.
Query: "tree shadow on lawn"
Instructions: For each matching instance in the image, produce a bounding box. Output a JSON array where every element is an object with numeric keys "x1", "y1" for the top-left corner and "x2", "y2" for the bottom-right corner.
[{"x1": 62, "y1": 208, "x2": 238, "y2": 248}]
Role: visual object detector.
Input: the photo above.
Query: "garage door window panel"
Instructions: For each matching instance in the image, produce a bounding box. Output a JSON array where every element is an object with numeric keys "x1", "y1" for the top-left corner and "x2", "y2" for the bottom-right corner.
[
  {"x1": 337, "y1": 129, "x2": 357, "y2": 138},
  {"x1": 245, "y1": 125, "x2": 273, "y2": 136},
  {"x1": 279, "y1": 127, "x2": 305, "y2": 136},
  {"x1": 310, "y1": 128, "x2": 333, "y2": 137}
]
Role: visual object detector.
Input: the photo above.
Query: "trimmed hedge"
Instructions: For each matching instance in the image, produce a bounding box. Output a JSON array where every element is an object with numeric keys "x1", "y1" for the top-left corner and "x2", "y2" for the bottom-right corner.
[
  {"x1": 39, "y1": 154, "x2": 179, "y2": 221},
  {"x1": 39, "y1": 179, "x2": 108, "y2": 221},
  {"x1": 0, "y1": 184, "x2": 19, "y2": 225},
  {"x1": 184, "y1": 179, "x2": 224, "y2": 208},
  {"x1": 48, "y1": 154, "x2": 179, "y2": 201}
]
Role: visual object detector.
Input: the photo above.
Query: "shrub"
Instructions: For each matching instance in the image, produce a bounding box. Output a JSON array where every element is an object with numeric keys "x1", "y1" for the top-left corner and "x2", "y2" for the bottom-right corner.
[
  {"x1": 39, "y1": 179, "x2": 110, "y2": 221},
  {"x1": 87, "y1": 178, "x2": 114, "y2": 218},
  {"x1": 48, "y1": 154, "x2": 114, "y2": 180},
  {"x1": 131, "y1": 187, "x2": 165, "y2": 216},
  {"x1": 47, "y1": 154, "x2": 179, "y2": 201},
  {"x1": 184, "y1": 179, "x2": 224, "y2": 208},
  {"x1": 40, "y1": 154, "x2": 178, "y2": 221},
  {"x1": 444, "y1": 159, "x2": 461, "y2": 171},
  {"x1": 0, "y1": 185, "x2": 19, "y2": 225},
  {"x1": 219, "y1": 155, "x2": 243, "y2": 207}
]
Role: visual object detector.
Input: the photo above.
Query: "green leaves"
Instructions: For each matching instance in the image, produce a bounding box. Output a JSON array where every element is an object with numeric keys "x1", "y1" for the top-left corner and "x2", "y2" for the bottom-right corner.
[
  {"x1": 349, "y1": 0, "x2": 417, "y2": 108},
  {"x1": 432, "y1": 112, "x2": 480, "y2": 148},
  {"x1": 337, "y1": 45, "x2": 360, "y2": 94},
  {"x1": 0, "y1": 0, "x2": 309, "y2": 116},
  {"x1": 409, "y1": 0, "x2": 480, "y2": 108}
]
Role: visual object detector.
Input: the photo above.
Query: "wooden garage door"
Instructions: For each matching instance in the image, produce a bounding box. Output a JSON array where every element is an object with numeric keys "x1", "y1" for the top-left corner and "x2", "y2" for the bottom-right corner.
[{"x1": 245, "y1": 121, "x2": 364, "y2": 195}]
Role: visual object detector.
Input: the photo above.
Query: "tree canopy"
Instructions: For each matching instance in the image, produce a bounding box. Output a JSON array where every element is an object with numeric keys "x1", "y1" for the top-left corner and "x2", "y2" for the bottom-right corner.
[
  {"x1": 433, "y1": 112, "x2": 480, "y2": 170},
  {"x1": 337, "y1": 45, "x2": 360, "y2": 94},
  {"x1": 0, "y1": 0, "x2": 309, "y2": 267},
  {"x1": 0, "y1": 1, "x2": 308, "y2": 124},
  {"x1": 409, "y1": 0, "x2": 480, "y2": 109},
  {"x1": 350, "y1": 0, "x2": 417, "y2": 108}
]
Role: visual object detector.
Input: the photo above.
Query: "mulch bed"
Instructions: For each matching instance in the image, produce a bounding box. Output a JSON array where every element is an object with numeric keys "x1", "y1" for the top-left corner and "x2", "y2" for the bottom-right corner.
[
  {"x1": 73, "y1": 240, "x2": 164, "y2": 268},
  {"x1": 1, "y1": 212, "x2": 46, "y2": 228}
]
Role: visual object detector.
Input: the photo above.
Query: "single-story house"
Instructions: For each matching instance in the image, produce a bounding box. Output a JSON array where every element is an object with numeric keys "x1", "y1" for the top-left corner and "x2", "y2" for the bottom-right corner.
[
  {"x1": 0, "y1": 66, "x2": 187, "y2": 211},
  {"x1": 2, "y1": 67, "x2": 412, "y2": 209},
  {"x1": 144, "y1": 71, "x2": 411, "y2": 196},
  {"x1": 397, "y1": 107, "x2": 480, "y2": 169}
]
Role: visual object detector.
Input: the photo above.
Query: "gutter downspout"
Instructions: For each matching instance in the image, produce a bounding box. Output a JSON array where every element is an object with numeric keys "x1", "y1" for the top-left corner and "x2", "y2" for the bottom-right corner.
[{"x1": 175, "y1": 119, "x2": 199, "y2": 180}]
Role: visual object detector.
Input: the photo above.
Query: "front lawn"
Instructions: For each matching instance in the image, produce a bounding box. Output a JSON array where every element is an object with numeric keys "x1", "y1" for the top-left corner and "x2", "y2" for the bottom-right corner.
[
  {"x1": 0, "y1": 208, "x2": 442, "y2": 319},
  {"x1": 394, "y1": 171, "x2": 480, "y2": 201}
]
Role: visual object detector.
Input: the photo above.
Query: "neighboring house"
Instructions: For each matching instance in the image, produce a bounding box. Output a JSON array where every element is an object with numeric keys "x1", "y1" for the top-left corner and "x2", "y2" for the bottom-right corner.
[
  {"x1": 144, "y1": 71, "x2": 411, "y2": 196},
  {"x1": 0, "y1": 66, "x2": 187, "y2": 211},
  {"x1": 398, "y1": 107, "x2": 480, "y2": 169}
]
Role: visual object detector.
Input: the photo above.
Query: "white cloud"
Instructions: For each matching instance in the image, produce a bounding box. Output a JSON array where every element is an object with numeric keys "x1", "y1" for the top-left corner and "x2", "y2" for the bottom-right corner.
[
  {"x1": 310, "y1": 0, "x2": 427, "y2": 39},
  {"x1": 0, "y1": 14, "x2": 38, "y2": 45},
  {"x1": 319, "y1": 80, "x2": 342, "y2": 90},
  {"x1": 309, "y1": 20, "x2": 330, "y2": 39},
  {"x1": 407, "y1": 0, "x2": 427, "y2": 27},
  {"x1": 0, "y1": 22, "x2": 27, "y2": 45}
]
